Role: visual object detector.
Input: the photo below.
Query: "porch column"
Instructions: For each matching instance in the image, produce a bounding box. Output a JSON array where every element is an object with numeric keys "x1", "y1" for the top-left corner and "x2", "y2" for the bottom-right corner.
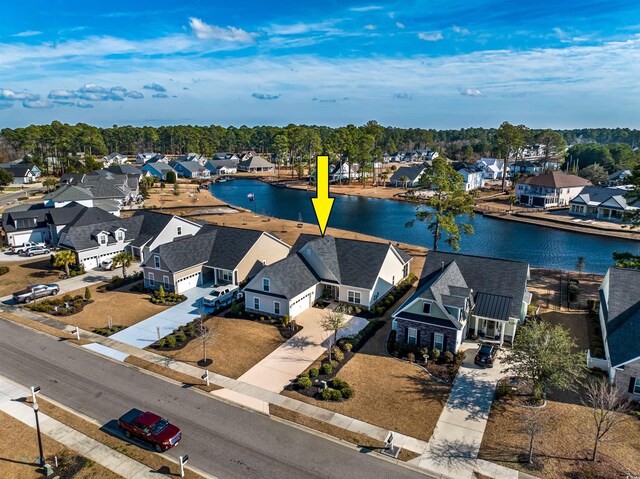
[
  {"x1": 500, "y1": 323, "x2": 505, "y2": 346},
  {"x1": 474, "y1": 315, "x2": 479, "y2": 336}
]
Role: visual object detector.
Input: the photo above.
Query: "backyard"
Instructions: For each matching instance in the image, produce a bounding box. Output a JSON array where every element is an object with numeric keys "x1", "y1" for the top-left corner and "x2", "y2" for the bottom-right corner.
[{"x1": 0, "y1": 257, "x2": 59, "y2": 297}]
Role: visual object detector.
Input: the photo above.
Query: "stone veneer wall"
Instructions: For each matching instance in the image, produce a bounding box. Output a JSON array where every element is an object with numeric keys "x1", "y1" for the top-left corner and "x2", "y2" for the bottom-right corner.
[{"x1": 396, "y1": 320, "x2": 457, "y2": 353}]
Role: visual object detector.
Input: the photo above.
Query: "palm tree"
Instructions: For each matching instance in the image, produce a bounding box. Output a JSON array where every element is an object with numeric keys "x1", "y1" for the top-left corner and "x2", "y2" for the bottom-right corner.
[
  {"x1": 53, "y1": 250, "x2": 76, "y2": 277},
  {"x1": 380, "y1": 172, "x2": 388, "y2": 187},
  {"x1": 399, "y1": 175, "x2": 410, "y2": 189},
  {"x1": 113, "y1": 251, "x2": 134, "y2": 278}
]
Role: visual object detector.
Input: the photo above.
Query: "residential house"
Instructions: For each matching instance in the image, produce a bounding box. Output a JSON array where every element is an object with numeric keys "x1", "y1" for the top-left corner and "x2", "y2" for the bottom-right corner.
[
  {"x1": 569, "y1": 187, "x2": 638, "y2": 222},
  {"x1": 141, "y1": 162, "x2": 177, "y2": 180},
  {"x1": 237, "y1": 155, "x2": 275, "y2": 173},
  {"x1": 205, "y1": 159, "x2": 237, "y2": 175},
  {"x1": 608, "y1": 169, "x2": 633, "y2": 187},
  {"x1": 136, "y1": 152, "x2": 165, "y2": 164},
  {"x1": 328, "y1": 162, "x2": 359, "y2": 183},
  {"x1": 477, "y1": 158, "x2": 509, "y2": 180},
  {"x1": 598, "y1": 267, "x2": 640, "y2": 400},
  {"x1": 213, "y1": 152, "x2": 240, "y2": 162},
  {"x1": 0, "y1": 163, "x2": 41, "y2": 184},
  {"x1": 516, "y1": 171, "x2": 591, "y2": 208},
  {"x1": 389, "y1": 165, "x2": 427, "y2": 187},
  {"x1": 142, "y1": 225, "x2": 290, "y2": 294},
  {"x1": 244, "y1": 235, "x2": 412, "y2": 318},
  {"x1": 452, "y1": 163, "x2": 486, "y2": 191},
  {"x1": 169, "y1": 160, "x2": 211, "y2": 179},
  {"x1": 511, "y1": 161, "x2": 543, "y2": 176},
  {"x1": 392, "y1": 251, "x2": 531, "y2": 353},
  {"x1": 43, "y1": 185, "x2": 96, "y2": 209},
  {"x1": 413, "y1": 150, "x2": 439, "y2": 161},
  {"x1": 177, "y1": 153, "x2": 208, "y2": 166},
  {"x1": 102, "y1": 153, "x2": 128, "y2": 167}
]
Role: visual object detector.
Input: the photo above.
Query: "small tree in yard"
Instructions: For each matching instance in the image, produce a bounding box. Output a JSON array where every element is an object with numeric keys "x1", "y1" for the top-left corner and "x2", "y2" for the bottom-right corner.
[
  {"x1": 196, "y1": 315, "x2": 216, "y2": 365},
  {"x1": 53, "y1": 250, "x2": 76, "y2": 277},
  {"x1": 521, "y1": 407, "x2": 551, "y2": 464},
  {"x1": 320, "y1": 305, "x2": 348, "y2": 361},
  {"x1": 503, "y1": 319, "x2": 586, "y2": 401},
  {"x1": 157, "y1": 284, "x2": 165, "y2": 298},
  {"x1": 113, "y1": 251, "x2": 134, "y2": 278},
  {"x1": 583, "y1": 376, "x2": 632, "y2": 462},
  {"x1": 84, "y1": 287, "x2": 91, "y2": 300}
]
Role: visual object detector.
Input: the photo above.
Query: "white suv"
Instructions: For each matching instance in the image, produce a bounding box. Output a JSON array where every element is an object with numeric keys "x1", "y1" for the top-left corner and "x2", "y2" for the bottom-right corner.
[{"x1": 203, "y1": 285, "x2": 242, "y2": 308}]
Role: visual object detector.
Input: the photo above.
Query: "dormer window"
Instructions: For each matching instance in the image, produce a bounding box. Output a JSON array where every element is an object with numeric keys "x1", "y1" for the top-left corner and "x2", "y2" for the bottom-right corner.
[
  {"x1": 177, "y1": 226, "x2": 182, "y2": 236},
  {"x1": 422, "y1": 302, "x2": 431, "y2": 314},
  {"x1": 116, "y1": 230, "x2": 124, "y2": 242},
  {"x1": 263, "y1": 278, "x2": 270, "y2": 292},
  {"x1": 154, "y1": 255, "x2": 160, "y2": 269},
  {"x1": 99, "y1": 234, "x2": 107, "y2": 245}
]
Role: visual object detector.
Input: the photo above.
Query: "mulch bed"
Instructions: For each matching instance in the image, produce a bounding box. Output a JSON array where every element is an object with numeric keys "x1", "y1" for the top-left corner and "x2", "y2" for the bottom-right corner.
[
  {"x1": 93, "y1": 325, "x2": 127, "y2": 336},
  {"x1": 26, "y1": 295, "x2": 93, "y2": 316}
]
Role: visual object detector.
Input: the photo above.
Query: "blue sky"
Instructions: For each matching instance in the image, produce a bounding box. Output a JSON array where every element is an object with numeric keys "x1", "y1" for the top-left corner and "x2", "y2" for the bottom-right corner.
[{"x1": 1, "y1": 0, "x2": 639, "y2": 129}]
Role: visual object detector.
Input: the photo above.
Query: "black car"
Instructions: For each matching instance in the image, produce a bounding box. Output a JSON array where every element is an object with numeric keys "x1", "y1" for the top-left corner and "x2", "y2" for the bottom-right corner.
[{"x1": 474, "y1": 344, "x2": 498, "y2": 367}]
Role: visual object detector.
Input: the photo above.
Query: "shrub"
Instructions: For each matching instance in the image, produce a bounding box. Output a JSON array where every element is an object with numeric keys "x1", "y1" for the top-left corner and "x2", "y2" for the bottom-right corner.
[
  {"x1": 495, "y1": 382, "x2": 513, "y2": 400},
  {"x1": 387, "y1": 295, "x2": 395, "y2": 303},
  {"x1": 332, "y1": 347, "x2": 344, "y2": 362},
  {"x1": 281, "y1": 315, "x2": 290, "y2": 327},
  {"x1": 0, "y1": 266, "x2": 9, "y2": 275},
  {"x1": 330, "y1": 360, "x2": 338, "y2": 368},
  {"x1": 58, "y1": 307, "x2": 68, "y2": 315},
  {"x1": 298, "y1": 372, "x2": 309, "y2": 379},
  {"x1": 297, "y1": 377, "x2": 312, "y2": 389},
  {"x1": 455, "y1": 350, "x2": 466, "y2": 363},
  {"x1": 331, "y1": 377, "x2": 347, "y2": 389},
  {"x1": 431, "y1": 348, "x2": 441, "y2": 362},
  {"x1": 443, "y1": 351, "x2": 454, "y2": 364},
  {"x1": 340, "y1": 387, "x2": 354, "y2": 399},
  {"x1": 420, "y1": 347, "x2": 430, "y2": 361},
  {"x1": 321, "y1": 388, "x2": 333, "y2": 401},
  {"x1": 157, "y1": 338, "x2": 167, "y2": 348},
  {"x1": 342, "y1": 342, "x2": 353, "y2": 353},
  {"x1": 166, "y1": 335, "x2": 177, "y2": 348},
  {"x1": 354, "y1": 307, "x2": 361, "y2": 315},
  {"x1": 321, "y1": 363, "x2": 333, "y2": 375},
  {"x1": 407, "y1": 352, "x2": 416, "y2": 363},
  {"x1": 329, "y1": 389, "x2": 343, "y2": 401},
  {"x1": 309, "y1": 368, "x2": 319, "y2": 378},
  {"x1": 157, "y1": 285, "x2": 165, "y2": 298},
  {"x1": 175, "y1": 331, "x2": 186, "y2": 342},
  {"x1": 375, "y1": 307, "x2": 384, "y2": 316},
  {"x1": 84, "y1": 287, "x2": 91, "y2": 300},
  {"x1": 260, "y1": 316, "x2": 265, "y2": 321}
]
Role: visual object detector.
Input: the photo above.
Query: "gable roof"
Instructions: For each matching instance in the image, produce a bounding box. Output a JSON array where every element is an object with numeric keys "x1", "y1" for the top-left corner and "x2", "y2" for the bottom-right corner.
[
  {"x1": 128, "y1": 210, "x2": 180, "y2": 248},
  {"x1": 249, "y1": 254, "x2": 320, "y2": 299},
  {"x1": 44, "y1": 184, "x2": 94, "y2": 202},
  {"x1": 518, "y1": 171, "x2": 591, "y2": 188},
  {"x1": 601, "y1": 267, "x2": 640, "y2": 367},
  {"x1": 390, "y1": 165, "x2": 426, "y2": 183},
  {"x1": 171, "y1": 161, "x2": 206, "y2": 173},
  {"x1": 238, "y1": 155, "x2": 273, "y2": 169},
  {"x1": 59, "y1": 215, "x2": 144, "y2": 251},
  {"x1": 570, "y1": 186, "x2": 638, "y2": 210},
  {"x1": 0, "y1": 164, "x2": 34, "y2": 177}
]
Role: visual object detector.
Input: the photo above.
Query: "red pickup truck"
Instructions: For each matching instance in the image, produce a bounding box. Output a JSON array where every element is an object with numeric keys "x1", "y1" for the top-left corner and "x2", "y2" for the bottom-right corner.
[{"x1": 118, "y1": 409, "x2": 181, "y2": 452}]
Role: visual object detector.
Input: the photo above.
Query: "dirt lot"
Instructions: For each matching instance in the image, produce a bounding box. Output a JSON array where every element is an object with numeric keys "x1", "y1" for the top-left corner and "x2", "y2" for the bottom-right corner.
[
  {"x1": 0, "y1": 410, "x2": 119, "y2": 479},
  {"x1": 0, "y1": 258, "x2": 59, "y2": 297},
  {"x1": 151, "y1": 316, "x2": 286, "y2": 379},
  {"x1": 479, "y1": 400, "x2": 640, "y2": 478},
  {"x1": 50, "y1": 282, "x2": 171, "y2": 330},
  {"x1": 144, "y1": 182, "x2": 226, "y2": 209},
  {"x1": 528, "y1": 268, "x2": 603, "y2": 312}
]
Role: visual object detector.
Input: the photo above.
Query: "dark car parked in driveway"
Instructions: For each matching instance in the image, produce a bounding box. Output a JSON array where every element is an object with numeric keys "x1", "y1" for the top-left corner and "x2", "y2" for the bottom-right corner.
[{"x1": 474, "y1": 343, "x2": 498, "y2": 367}]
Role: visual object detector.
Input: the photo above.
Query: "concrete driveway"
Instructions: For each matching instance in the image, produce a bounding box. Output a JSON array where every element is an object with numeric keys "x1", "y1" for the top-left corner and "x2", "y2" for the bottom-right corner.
[
  {"x1": 214, "y1": 304, "x2": 368, "y2": 411},
  {"x1": 410, "y1": 341, "x2": 508, "y2": 479}
]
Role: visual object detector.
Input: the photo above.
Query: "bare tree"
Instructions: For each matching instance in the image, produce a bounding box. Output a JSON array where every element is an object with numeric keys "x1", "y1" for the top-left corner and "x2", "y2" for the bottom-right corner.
[
  {"x1": 583, "y1": 376, "x2": 632, "y2": 461},
  {"x1": 320, "y1": 305, "x2": 348, "y2": 361},
  {"x1": 521, "y1": 407, "x2": 550, "y2": 464},
  {"x1": 196, "y1": 315, "x2": 217, "y2": 365}
]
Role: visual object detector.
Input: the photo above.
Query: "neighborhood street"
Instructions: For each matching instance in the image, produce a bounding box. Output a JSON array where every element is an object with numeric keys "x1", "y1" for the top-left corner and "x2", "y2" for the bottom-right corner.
[{"x1": 0, "y1": 318, "x2": 432, "y2": 479}]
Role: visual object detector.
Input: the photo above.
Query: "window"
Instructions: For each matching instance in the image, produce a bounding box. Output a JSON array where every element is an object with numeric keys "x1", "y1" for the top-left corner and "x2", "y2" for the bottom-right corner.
[
  {"x1": 116, "y1": 231, "x2": 124, "y2": 242},
  {"x1": 177, "y1": 226, "x2": 182, "y2": 236},
  {"x1": 347, "y1": 290, "x2": 361, "y2": 304},
  {"x1": 403, "y1": 263, "x2": 409, "y2": 278},
  {"x1": 408, "y1": 327, "x2": 417, "y2": 345},
  {"x1": 274, "y1": 301, "x2": 280, "y2": 315},
  {"x1": 263, "y1": 278, "x2": 270, "y2": 292},
  {"x1": 99, "y1": 234, "x2": 107, "y2": 245},
  {"x1": 434, "y1": 333, "x2": 444, "y2": 351},
  {"x1": 154, "y1": 255, "x2": 160, "y2": 269},
  {"x1": 254, "y1": 297, "x2": 260, "y2": 310},
  {"x1": 163, "y1": 275, "x2": 170, "y2": 289},
  {"x1": 422, "y1": 302, "x2": 431, "y2": 314},
  {"x1": 634, "y1": 378, "x2": 640, "y2": 395},
  {"x1": 220, "y1": 270, "x2": 233, "y2": 282},
  {"x1": 148, "y1": 273, "x2": 155, "y2": 287}
]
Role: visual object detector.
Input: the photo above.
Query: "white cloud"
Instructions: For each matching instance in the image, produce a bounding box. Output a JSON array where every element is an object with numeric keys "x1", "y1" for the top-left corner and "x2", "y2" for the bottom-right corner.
[
  {"x1": 252, "y1": 93, "x2": 280, "y2": 100},
  {"x1": 23, "y1": 99, "x2": 53, "y2": 108},
  {"x1": 350, "y1": 5, "x2": 383, "y2": 12},
  {"x1": 12, "y1": 30, "x2": 42, "y2": 37},
  {"x1": 418, "y1": 32, "x2": 443, "y2": 41},
  {"x1": 395, "y1": 22, "x2": 405, "y2": 29},
  {"x1": 188, "y1": 17, "x2": 254, "y2": 43},
  {"x1": 364, "y1": 24, "x2": 377, "y2": 31},
  {"x1": 124, "y1": 91, "x2": 144, "y2": 99},
  {"x1": 452, "y1": 26, "x2": 470, "y2": 35},
  {"x1": 459, "y1": 88, "x2": 482, "y2": 96},
  {"x1": 267, "y1": 21, "x2": 339, "y2": 36},
  {"x1": 143, "y1": 82, "x2": 166, "y2": 92},
  {"x1": 76, "y1": 101, "x2": 94, "y2": 108},
  {"x1": 78, "y1": 83, "x2": 107, "y2": 93},
  {"x1": 48, "y1": 89, "x2": 77, "y2": 99},
  {"x1": 0, "y1": 89, "x2": 39, "y2": 101}
]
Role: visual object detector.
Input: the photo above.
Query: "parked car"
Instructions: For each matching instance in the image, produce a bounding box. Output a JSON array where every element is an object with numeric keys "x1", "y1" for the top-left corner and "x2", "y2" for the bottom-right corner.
[
  {"x1": 203, "y1": 284, "x2": 242, "y2": 308},
  {"x1": 118, "y1": 409, "x2": 181, "y2": 452},
  {"x1": 22, "y1": 246, "x2": 51, "y2": 257},
  {"x1": 474, "y1": 343, "x2": 498, "y2": 367},
  {"x1": 12, "y1": 241, "x2": 45, "y2": 255},
  {"x1": 101, "y1": 258, "x2": 114, "y2": 270},
  {"x1": 12, "y1": 283, "x2": 60, "y2": 304}
]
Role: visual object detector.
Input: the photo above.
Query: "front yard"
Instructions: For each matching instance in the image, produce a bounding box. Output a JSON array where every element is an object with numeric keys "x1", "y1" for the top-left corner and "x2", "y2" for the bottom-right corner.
[
  {"x1": 150, "y1": 315, "x2": 287, "y2": 379},
  {"x1": 0, "y1": 258, "x2": 58, "y2": 297}
]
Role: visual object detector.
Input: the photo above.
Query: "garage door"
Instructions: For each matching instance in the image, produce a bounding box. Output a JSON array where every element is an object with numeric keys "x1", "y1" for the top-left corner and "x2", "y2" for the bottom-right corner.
[
  {"x1": 12, "y1": 230, "x2": 44, "y2": 247},
  {"x1": 176, "y1": 272, "x2": 201, "y2": 294},
  {"x1": 81, "y1": 256, "x2": 99, "y2": 270},
  {"x1": 289, "y1": 292, "x2": 312, "y2": 318}
]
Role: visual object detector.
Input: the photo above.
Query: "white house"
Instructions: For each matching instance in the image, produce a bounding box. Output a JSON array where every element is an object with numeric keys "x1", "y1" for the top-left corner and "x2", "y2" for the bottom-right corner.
[
  {"x1": 102, "y1": 153, "x2": 129, "y2": 167},
  {"x1": 452, "y1": 163, "x2": 485, "y2": 191},
  {"x1": 516, "y1": 171, "x2": 591, "y2": 208},
  {"x1": 477, "y1": 158, "x2": 508, "y2": 180},
  {"x1": 569, "y1": 186, "x2": 638, "y2": 222}
]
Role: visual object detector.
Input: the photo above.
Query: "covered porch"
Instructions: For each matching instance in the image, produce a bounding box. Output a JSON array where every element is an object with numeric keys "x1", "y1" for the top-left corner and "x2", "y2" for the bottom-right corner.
[
  {"x1": 202, "y1": 266, "x2": 237, "y2": 286},
  {"x1": 470, "y1": 316, "x2": 516, "y2": 346},
  {"x1": 469, "y1": 292, "x2": 517, "y2": 346}
]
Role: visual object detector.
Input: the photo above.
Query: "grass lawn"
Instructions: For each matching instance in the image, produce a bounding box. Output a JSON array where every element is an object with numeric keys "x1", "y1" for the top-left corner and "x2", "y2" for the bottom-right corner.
[
  {"x1": 0, "y1": 258, "x2": 59, "y2": 297},
  {"x1": 479, "y1": 400, "x2": 640, "y2": 478},
  {"x1": 151, "y1": 316, "x2": 286, "y2": 379},
  {"x1": 0, "y1": 410, "x2": 120, "y2": 479},
  {"x1": 49, "y1": 282, "x2": 171, "y2": 330}
]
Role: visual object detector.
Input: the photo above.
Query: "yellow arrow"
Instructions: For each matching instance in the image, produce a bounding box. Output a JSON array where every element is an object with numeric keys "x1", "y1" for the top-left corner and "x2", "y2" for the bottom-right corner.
[{"x1": 311, "y1": 155, "x2": 335, "y2": 237}]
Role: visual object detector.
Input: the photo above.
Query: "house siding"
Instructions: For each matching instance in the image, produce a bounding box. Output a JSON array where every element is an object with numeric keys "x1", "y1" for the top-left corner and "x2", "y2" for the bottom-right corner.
[
  {"x1": 614, "y1": 360, "x2": 640, "y2": 401},
  {"x1": 370, "y1": 250, "x2": 410, "y2": 304},
  {"x1": 235, "y1": 234, "x2": 290, "y2": 283},
  {"x1": 395, "y1": 319, "x2": 457, "y2": 353}
]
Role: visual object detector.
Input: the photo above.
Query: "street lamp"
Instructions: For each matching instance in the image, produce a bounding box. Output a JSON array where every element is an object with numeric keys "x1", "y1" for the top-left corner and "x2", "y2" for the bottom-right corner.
[{"x1": 31, "y1": 386, "x2": 45, "y2": 469}]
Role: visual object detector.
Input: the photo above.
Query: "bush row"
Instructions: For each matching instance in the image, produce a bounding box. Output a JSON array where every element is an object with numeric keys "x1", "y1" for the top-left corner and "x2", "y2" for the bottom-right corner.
[{"x1": 371, "y1": 273, "x2": 416, "y2": 317}]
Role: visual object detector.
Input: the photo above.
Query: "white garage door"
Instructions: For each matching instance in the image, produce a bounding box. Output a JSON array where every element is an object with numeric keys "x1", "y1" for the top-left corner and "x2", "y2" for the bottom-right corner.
[
  {"x1": 12, "y1": 230, "x2": 44, "y2": 247},
  {"x1": 176, "y1": 273, "x2": 201, "y2": 294},
  {"x1": 81, "y1": 256, "x2": 99, "y2": 270},
  {"x1": 289, "y1": 292, "x2": 312, "y2": 318}
]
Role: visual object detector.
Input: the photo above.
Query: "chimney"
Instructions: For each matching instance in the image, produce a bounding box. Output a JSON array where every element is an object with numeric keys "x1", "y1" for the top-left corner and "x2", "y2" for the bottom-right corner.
[{"x1": 441, "y1": 261, "x2": 445, "y2": 270}]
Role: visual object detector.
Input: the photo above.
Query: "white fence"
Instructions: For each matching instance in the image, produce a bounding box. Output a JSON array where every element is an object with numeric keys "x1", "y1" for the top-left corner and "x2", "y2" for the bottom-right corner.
[{"x1": 587, "y1": 349, "x2": 609, "y2": 372}]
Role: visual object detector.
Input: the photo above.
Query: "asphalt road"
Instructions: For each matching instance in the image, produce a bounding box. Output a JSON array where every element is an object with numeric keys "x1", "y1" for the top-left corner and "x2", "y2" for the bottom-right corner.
[{"x1": 0, "y1": 318, "x2": 430, "y2": 479}]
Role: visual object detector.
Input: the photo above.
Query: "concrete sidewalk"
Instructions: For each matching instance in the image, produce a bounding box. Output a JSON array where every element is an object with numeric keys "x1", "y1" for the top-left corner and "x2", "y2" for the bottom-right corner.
[
  {"x1": 0, "y1": 375, "x2": 167, "y2": 479},
  {"x1": 214, "y1": 306, "x2": 368, "y2": 412}
]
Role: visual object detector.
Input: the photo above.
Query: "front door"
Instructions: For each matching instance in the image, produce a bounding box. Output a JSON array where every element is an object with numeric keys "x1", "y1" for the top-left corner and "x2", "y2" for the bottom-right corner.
[{"x1": 486, "y1": 320, "x2": 495, "y2": 338}]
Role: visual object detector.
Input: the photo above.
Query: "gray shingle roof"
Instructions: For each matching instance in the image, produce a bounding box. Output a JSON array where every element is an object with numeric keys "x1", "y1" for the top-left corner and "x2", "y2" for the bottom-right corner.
[
  {"x1": 248, "y1": 254, "x2": 320, "y2": 299},
  {"x1": 602, "y1": 267, "x2": 640, "y2": 366},
  {"x1": 570, "y1": 186, "x2": 637, "y2": 210},
  {"x1": 128, "y1": 210, "x2": 178, "y2": 248},
  {"x1": 59, "y1": 215, "x2": 144, "y2": 251},
  {"x1": 238, "y1": 155, "x2": 273, "y2": 169},
  {"x1": 390, "y1": 165, "x2": 426, "y2": 184},
  {"x1": 44, "y1": 185, "x2": 94, "y2": 201}
]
